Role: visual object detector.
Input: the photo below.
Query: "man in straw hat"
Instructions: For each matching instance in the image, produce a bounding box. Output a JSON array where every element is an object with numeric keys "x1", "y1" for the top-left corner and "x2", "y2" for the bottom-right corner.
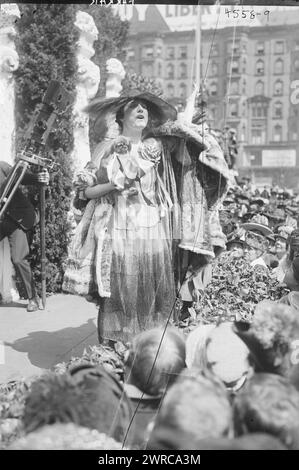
[{"x1": 240, "y1": 214, "x2": 274, "y2": 269}]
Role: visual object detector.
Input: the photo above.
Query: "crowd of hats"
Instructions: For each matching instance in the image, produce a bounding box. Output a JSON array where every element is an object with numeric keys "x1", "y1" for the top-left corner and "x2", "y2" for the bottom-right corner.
[
  {"x1": 220, "y1": 177, "x2": 299, "y2": 244},
  {"x1": 190, "y1": 252, "x2": 290, "y2": 326}
]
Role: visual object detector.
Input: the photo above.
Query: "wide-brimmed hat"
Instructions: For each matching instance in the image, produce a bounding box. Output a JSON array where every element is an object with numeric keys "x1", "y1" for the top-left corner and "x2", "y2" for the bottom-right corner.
[
  {"x1": 226, "y1": 236, "x2": 245, "y2": 249},
  {"x1": 85, "y1": 89, "x2": 177, "y2": 137},
  {"x1": 266, "y1": 233, "x2": 276, "y2": 244},
  {"x1": 236, "y1": 193, "x2": 250, "y2": 201},
  {"x1": 263, "y1": 209, "x2": 285, "y2": 222},
  {"x1": 241, "y1": 214, "x2": 273, "y2": 237},
  {"x1": 274, "y1": 233, "x2": 288, "y2": 242},
  {"x1": 251, "y1": 197, "x2": 269, "y2": 206}
]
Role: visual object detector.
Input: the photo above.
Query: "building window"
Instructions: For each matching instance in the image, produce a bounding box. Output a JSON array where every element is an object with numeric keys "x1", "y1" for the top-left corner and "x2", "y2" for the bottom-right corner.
[
  {"x1": 274, "y1": 41, "x2": 284, "y2": 54},
  {"x1": 227, "y1": 40, "x2": 240, "y2": 55},
  {"x1": 257, "y1": 103, "x2": 266, "y2": 118},
  {"x1": 230, "y1": 80, "x2": 239, "y2": 95},
  {"x1": 127, "y1": 48, "x2": 135, "y2": 60},
  {"x1": 273, "y1": 124, "x2": 283, "y2": 142},
  {"x1": 179, "y1": 63, "x2": 187, "y2": 79},
  {"x1": 274, "y1": 58, "x2": 283, "y2": 74},
  {"x1": 274, "y1": 80, "x2": 283, "y2": 96},
  {"x1": 179, "y1": 46, "x2": 187, "y2": 59},
  {"x1": 142, "y1": 46, "x2": 154, "y2": 59},
  {"x1": 211, "y1": 61, "x2": 218, "y2": 76},
  {"x1": 211, "y1": 44, "x2": 218, "y2": 56},
  {"x1": 255, "y1": 81, "x2": 264, "y2": 95},
  {"x1": 210, "y1": 81, "x2": 218, "y2": 96},
  {"x1": 167, "y1": 47, "x2": 175, "y2": 59},
  {"x1": 232, "y1": 60, "x2": 239, "y2": 74},
  {"x1": 156, "y1": 46, "x2": 162, "y2": 58},
  {"x1": 294, "y1": 59, "x2": 299, "y2": 72},
  {"x1": 256, "y1": 42, "x2": 265, "y2": 55},
  {"x1": 252, "y1": 103, "x2": 266, "y2": 118},
  {"x1": 167, "y1": 63, "x2": 174, "y2": 79},
  {"x1": 167, "y1": 83, "x2": 174, "y2": 98},
  {"x1": 256, "y1": 60, "x2": 264, "y2": 75},
  {"x1": 273, "y1": 102, "x2": 283, "y2": 119},
  {"x1": 229, "y1": 102, "x2": 238, "y2": 117},
  {"x1": 179, "y1": 83, "x2": 187, "y2": 99},
  {"x1": 252, "y1": 128, "x2": 265, "y2": 145}
]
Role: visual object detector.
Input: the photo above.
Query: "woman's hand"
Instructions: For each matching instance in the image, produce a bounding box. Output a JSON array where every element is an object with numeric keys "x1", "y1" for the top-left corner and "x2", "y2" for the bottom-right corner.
[{"x1": 122, "y1": 187, "x2": 139, "y2": 197}]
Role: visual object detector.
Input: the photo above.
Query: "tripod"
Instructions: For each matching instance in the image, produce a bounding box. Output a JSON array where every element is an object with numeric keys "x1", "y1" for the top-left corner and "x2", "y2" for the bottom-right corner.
[{"x1": 0, "y1": 81, "x2": 71, "y2": 308}]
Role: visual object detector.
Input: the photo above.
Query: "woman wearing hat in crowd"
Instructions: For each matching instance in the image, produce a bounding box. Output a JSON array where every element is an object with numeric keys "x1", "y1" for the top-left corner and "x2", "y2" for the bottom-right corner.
[
  {"x1": 240, "y1": 214, "x2": 274, "y2": 270},
  {"x1": 273, "y1": 228, "x2": 299, "y2": 283},
  {"x1": 63, "y1": 89, "x2": 230, "y2": 343}
]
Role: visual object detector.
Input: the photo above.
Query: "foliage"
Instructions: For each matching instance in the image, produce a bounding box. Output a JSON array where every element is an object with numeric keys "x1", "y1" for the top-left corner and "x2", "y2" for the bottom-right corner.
[
  {"x1": 178, "y1": 251, "x2": 289, "y2": 333},
  {"x1": 14, "y1": 4, "x2": 78, "y2": 294}
]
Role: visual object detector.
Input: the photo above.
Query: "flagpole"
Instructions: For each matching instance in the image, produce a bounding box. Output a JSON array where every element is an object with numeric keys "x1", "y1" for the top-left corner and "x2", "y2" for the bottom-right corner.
[
  {"x1": 181, "y1": 4, "x2": 202, "y2": 123},
  {"x1": 195, "y1": 4, "x2": 201, "y2": 93}
]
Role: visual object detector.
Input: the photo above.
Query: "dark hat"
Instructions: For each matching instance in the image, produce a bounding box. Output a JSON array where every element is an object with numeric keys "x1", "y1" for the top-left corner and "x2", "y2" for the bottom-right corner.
[
  {"x1": 290, "y1": 229, "x2": 299, "y2": 248},
  {"x1": 251, "y1": 197, "x2": 269, "y2": 206},
  {"x1": 274, "y1": 232, "x2": 288, "y2": 242},
  {"x1": 277, "y1": 202, "x2": 287, "y2": 209},
  {"x1": 236, "y1": 193, "x2": 250, "y2": 201},
  {"x1": 223, "y1": 197, "x2": 235, "y2": 204},
  {"x1": 267, "y1": 233, "x2": 276, "y2": 243},
  {"x1": 233, "y1": 321, "x2": 278, "y2": 373},
  {"x1": 263, "y1": 209, "x2": 285, "y2": 222},
  {"x1": 285, "y1": 206, "x2": 298, "y2": 216},
  {"x1": 85, "y1": 89, "x2": 177, "y2": 136},
  {"x1": 226, "y1": 232, "x2": 245, "y2": 248}
]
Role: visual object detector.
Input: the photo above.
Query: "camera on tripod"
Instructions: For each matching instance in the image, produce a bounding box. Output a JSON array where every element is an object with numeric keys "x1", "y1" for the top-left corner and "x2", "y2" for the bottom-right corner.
[{"x1": 0, "y1": 80, "x2": 71, "y2": 221}]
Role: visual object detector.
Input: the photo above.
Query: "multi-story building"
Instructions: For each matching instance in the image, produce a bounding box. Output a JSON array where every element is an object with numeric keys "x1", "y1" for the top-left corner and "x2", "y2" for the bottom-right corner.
[{"x1": 124, "y1": 5, "x2": 299, "y2": 188}]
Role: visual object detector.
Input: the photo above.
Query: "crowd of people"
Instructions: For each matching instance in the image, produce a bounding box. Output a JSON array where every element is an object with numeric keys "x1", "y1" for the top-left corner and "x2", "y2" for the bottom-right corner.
[
  {"x1": 218, "y1": 177, "x2": 299, "y2": 304},
  {"x1": 3, "y1": 308, "x2": 299, "y2": 450}
]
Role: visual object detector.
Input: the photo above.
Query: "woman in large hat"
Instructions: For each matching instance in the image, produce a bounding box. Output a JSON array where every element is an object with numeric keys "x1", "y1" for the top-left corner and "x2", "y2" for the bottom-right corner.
[{"x1": 63, "y1": 89, "x2": 230, "y2": 343}]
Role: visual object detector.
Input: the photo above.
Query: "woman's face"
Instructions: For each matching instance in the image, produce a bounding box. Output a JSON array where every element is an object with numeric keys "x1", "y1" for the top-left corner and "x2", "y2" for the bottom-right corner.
[
  {"x1": 244, "y1": 246, "x2": 261, "y2": 263},
  {"x1": 122, "y1": 100, "x2": 149, "y2": 132},
  {"x1": 275, "y1": 238, "x2": 287, "y2": 257}
]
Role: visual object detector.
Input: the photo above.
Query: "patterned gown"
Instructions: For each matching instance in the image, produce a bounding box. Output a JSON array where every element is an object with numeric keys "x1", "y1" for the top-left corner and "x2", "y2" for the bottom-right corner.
[{"x1": 63, "y1": 138, "x2": 176, "y2": 343}]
